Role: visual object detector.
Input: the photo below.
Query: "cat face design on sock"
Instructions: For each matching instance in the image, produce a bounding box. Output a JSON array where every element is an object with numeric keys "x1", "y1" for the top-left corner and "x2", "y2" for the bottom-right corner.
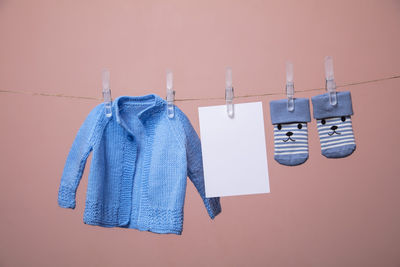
[
  {"x1": 273, "y1": 122, "x2": 309, "y2": 166},
  {"x1": 316, "y1": 115, "x2": 356, "y2": 158},
  {"x1": 274, "y1": 122, "x2": 307, "y2": 143}
]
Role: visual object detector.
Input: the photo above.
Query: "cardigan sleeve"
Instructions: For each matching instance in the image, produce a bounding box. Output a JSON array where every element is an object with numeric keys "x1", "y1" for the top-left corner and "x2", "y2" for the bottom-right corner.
[
  {"x1": 57, "y1": 104, "x2": 103, "y2": 209},
  {"x1": 182, "y1": 114, "x2": 222, "y2": 219}
]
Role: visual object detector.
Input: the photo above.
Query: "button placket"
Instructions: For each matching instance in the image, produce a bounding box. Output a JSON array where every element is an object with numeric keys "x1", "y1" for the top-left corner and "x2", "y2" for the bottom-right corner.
[{"x1": 118, "y1": 133, "x2": 137, "y2": 226}]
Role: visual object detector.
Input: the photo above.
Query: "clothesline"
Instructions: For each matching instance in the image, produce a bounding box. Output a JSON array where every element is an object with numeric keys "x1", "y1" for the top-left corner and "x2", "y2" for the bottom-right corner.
[{"x1": 1, "y1": 74, "x2": 399, "y2": 102}]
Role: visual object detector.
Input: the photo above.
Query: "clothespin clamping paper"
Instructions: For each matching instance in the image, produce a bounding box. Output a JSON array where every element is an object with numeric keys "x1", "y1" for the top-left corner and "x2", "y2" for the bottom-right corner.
[
  {"x1": 286, "y1": 61, "x2": 295, "y2": 111},
  {"x1": 102, "y1": 69, "x2": 112, "y2": 117},
  {"x1": 225, "y1": 67, "x2": 234, "y2": 118},
  {"x1": 325, "y1": 56, "x2": 337, "y2": 106},
  {"x1": 166, "y1": 69, "x2": 175, "y2": 119}
]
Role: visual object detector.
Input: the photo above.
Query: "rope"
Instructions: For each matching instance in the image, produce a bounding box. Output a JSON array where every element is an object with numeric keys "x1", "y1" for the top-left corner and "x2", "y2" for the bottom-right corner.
[{"x1": 1, "y1": 74, "x2": 399, "y2": 102}]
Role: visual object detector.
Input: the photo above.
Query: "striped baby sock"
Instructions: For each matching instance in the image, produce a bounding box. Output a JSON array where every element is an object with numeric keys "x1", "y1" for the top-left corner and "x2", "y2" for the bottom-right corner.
[
  {"x1": 270, "y1": 98, "x2": 311, "y2": 166},
  {"x1": 312, "y1": 91, "x2": 356, "y2": 158}
]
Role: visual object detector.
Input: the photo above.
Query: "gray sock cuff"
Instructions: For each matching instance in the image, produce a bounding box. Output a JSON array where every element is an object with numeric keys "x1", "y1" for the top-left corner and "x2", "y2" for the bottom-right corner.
[
  {"x1": 270, "y1": 98, "x2": 311, "y2": 124},
  {"x1": 311, "y1": 91, "x2": 353, "y2": 119}
]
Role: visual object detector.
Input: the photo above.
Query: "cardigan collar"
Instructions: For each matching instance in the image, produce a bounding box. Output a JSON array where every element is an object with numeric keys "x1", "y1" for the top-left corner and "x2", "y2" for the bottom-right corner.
[{"x1": 113, "y1": 94, "x2": 165, "y2": 135}]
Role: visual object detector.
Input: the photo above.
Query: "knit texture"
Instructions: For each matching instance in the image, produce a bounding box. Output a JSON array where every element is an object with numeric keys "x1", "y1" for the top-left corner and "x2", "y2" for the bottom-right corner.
[{"x1": 58, "y1": 94, "x2": 222, "y2": 235}]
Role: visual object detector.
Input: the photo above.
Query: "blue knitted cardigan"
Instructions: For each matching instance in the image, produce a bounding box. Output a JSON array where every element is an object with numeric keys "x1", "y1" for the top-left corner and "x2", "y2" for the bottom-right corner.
[{"x1": 58, "y1": 94, "x2": 221, "y2": 235}]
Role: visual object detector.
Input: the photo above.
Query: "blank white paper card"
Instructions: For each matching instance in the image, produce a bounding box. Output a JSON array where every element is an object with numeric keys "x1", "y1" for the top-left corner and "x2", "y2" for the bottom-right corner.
[{"x1": 198, "y1": 102, "x2": 270, "y2": 197}]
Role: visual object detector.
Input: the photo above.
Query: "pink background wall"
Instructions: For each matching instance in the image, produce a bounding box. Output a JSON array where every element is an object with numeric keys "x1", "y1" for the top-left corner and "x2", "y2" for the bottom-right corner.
[{"x1": 1, "y1": 1, "x2": 400, "y2": 266}]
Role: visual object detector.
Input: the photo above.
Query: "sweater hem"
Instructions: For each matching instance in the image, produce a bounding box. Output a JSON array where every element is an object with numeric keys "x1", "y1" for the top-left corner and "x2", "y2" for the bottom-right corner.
[{"x1": 83, "y1": 219, "x2": 182, "y2": 235}]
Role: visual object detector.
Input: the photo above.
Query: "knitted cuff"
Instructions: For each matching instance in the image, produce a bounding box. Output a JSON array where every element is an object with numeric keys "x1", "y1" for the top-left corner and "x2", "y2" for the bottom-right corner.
[
  {"x1": 311, "y1": 91, "x2": 353, "y2": 119},
  {"x1": 58, "y1": 185, "x2": 77, "y2": 209},
  {"x1": 270, "y1": 98, "x2": 311, "y2": 124}
]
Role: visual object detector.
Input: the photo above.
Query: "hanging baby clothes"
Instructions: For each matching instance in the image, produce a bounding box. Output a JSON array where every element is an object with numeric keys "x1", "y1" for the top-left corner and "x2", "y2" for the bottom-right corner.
[{"x1": 57, "y1": 94, "x2": 222, "y2": 235}]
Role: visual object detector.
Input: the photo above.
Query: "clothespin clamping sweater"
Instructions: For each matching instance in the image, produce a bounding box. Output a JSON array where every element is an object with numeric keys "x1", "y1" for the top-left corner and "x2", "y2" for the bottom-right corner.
[
  {"x1": 102, "y1": 69, "x2": 112, "y2": 117},
  {"x1": 166, "y1": 69, "x2": 175, "y2": 119}
]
